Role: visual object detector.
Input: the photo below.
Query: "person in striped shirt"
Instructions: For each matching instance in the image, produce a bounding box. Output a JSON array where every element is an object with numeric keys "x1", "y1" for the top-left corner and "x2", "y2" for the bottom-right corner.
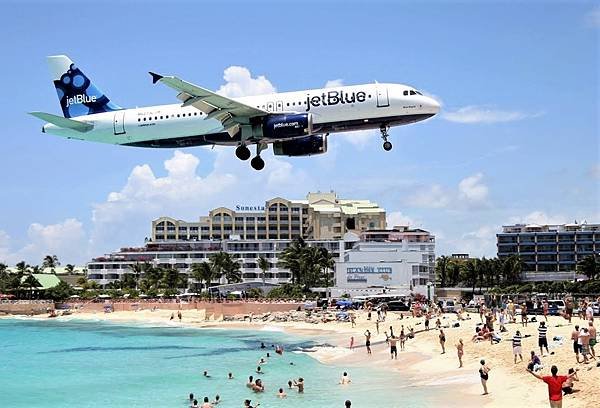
[
  {"x1": 538, "y1": 321, "x2": 549, "y2": 356},
  {"x1": 513, "y1": 330, "x2": 523, "y2": 363}
]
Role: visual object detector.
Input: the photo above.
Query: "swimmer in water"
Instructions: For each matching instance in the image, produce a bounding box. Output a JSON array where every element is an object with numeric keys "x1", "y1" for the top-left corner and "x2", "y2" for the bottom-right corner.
[
  {"x1": 339, "y1": 371, "x2": 351, "y2": 384},
  {"x1": 203, "y1": 370, "x2": 210, "y2": 378},
  {"x1": 293, "y1": 377, "x2": 304, "y2": 393},
  {"x1": 277, "y1": 388, "x2": 287, "y2": 398}
]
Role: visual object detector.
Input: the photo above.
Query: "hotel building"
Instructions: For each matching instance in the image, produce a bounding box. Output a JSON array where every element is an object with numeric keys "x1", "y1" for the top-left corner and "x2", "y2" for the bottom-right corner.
[
  {"x1": 87, "y1": 192, "x2": 386, "y2": 288},
  {"x1": 497, "y1": 222, "x2": 599, "y2": 280},
  {"x1": 151, "y1": 191, "x2": 386, "y2": 242}
]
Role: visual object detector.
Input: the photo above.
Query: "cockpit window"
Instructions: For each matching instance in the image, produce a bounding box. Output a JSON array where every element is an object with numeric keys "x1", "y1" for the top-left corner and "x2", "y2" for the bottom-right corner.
[
  {"x1": 409, "y1": 90, "x2": 416, "y2": 95},
  {"x1": 415, "y1": 90, "x2": 422, "y2": 95},
  {"x1": 403, "y1": 90, "x2": 409, "y2": 96}
]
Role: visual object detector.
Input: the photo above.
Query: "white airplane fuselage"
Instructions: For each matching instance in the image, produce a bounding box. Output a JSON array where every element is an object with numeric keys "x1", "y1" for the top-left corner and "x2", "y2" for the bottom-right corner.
[{"x1": 43, "y1": 83, "x2": 440, "y2": 148}]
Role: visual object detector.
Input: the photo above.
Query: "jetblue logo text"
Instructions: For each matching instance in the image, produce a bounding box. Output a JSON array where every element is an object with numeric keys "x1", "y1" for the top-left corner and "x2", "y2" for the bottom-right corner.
[
  {"x1": 65, "y1": 94, "x2": 97, "y2": 108},
  {"x1": 305, "y1": 90, "x2": 366, "y2": 112}
]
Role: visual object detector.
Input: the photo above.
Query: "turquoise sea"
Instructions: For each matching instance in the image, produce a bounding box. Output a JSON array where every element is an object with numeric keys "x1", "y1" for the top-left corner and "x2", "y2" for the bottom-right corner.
[{"x1": 0, "y1": 319, "x2": 440, "y2": 407}]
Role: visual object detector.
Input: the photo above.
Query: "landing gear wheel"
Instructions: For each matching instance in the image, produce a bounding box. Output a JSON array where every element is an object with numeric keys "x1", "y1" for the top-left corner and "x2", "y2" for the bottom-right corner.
[
  {"x1": 235, "y1": 145, "x2": 251, "y2": 161},
  {"x1": 380, "y1": 124, "x2": 392, "y2": 152},
  {"x1": 251, "y1": 156, "x2": 265, "y2": 171}
]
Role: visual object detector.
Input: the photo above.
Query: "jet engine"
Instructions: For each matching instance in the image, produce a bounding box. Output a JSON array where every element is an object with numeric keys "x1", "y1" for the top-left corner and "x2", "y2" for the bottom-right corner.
[
  {"x1": 273, "y1": 135, "x2": 328, "y2": 157},
  {"x1": 262, "y1": 113, "x2": 314, "y2": 139}
]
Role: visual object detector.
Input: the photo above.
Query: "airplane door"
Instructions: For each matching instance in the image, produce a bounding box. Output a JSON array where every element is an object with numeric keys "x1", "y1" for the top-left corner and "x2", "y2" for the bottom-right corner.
[
  {"x1": 113, "y1": 111, "x2": 126, "y2": 135},
  {"x1": 376, "y1": 86, "x2": 390, "y2": 108}
]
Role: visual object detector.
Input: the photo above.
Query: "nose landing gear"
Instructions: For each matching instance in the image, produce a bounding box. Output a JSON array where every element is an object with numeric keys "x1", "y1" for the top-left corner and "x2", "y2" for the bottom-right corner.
[{"x1": 380, "y1": 124, "x2": 392, "y2": 151}]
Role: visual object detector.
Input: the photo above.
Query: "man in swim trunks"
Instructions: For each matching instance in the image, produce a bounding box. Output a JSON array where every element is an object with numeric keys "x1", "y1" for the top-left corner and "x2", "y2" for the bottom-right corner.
[
  {"x1": 389, "y1": 336, "x2": 398, "y2": 359},
  {"x1": 364, "y1": 330, "x2": 372, "y2": 355},
  {"x1": 588, "y1": 321, "x2": 597, "y2": 358}
]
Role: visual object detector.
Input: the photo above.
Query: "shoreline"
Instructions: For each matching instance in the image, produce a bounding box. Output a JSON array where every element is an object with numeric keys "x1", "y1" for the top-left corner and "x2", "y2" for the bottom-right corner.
[{"x1": 3, "y1": 308, "x2": 599, "y2": 407}]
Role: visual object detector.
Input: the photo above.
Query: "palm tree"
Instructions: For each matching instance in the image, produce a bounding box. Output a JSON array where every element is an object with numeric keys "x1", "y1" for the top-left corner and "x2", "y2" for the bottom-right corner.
[
  {"x1": 257, "y1": 256, "x2": 270, "y2": 285},
  {"x1": 209, "y1": 252, "x2": 242, "y2": 283},
  {"x1": 42, "y1": 255, "x2": 60, "y2": 273},
  {"x1": 128, "y1": 263, "x2": 146, "y2": 290},
  {"x1": 435, "y1": 255, "x2": 450, "y2": 287},
  {"x1": 160, "y1": 266, "x2": 187, "y2": 291},
  {"x1": 279, "y1": 238, "x2": 307, "y2": 284},
  {"x1": 577, "y1": 254, "x2": 599, "y2": 280},
  {"x1": 22, "y1": 274, "x2": 41, "y2": 299},
  {"x1": 64, "y1": 264, "x2": 76, "y2": 274},
  {"x1": 462, "y1": 258, "x2": 479, "y2": 296},
  {"x1": 16, "y1": 261, "x2": 29, "y2": 275},
  {"x1": 190, "y1": 262, "x2": 215, "y2": 292},
  {"x1": 503, "y1": 255, "x2": 525, "y2": 284},
  {"x1": 448, "y1": 260, "x2": 462, "y2": 287}
]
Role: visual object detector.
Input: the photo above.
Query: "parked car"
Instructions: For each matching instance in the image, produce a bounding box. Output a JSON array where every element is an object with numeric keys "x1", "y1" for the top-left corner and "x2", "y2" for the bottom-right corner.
[
  {"x1": 442, "y1": 300, "x2": 456, "y2": 313},
  {"x1": 386, "y1": 300, "x2": 411, "y2": 311},
  {"x1": 590, "y1": 302, "x2": 600, "y2": 316}
]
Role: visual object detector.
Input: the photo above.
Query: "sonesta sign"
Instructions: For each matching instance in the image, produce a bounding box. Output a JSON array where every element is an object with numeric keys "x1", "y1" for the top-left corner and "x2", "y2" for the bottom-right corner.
[{"x1": 235, "y1": 205, "x2": 265, "y2": 211}]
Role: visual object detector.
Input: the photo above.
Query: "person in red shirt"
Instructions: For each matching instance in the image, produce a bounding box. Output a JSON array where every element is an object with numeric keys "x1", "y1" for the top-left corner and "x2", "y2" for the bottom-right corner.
[{"x1": 527, "y1": 365, "x2": 579, "y2": 408}]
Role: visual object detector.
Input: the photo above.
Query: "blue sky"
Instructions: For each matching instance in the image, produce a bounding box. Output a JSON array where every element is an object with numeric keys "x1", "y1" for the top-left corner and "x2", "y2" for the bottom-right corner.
[{"x1": 0, "y1": 1, "x2": 598, "y2": 265}]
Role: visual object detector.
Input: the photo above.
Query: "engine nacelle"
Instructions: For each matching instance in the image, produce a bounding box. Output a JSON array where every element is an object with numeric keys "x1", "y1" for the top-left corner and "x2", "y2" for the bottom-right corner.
[
  {"x1": 262, "y1": 113, "x2": 313, "y2": 139},
  {"x1": 273, "y1": 135, "x2": 328, "y2": 157}
]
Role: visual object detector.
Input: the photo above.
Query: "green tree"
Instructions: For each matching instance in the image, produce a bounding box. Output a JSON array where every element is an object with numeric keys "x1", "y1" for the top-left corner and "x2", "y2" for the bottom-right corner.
[
  {"x1": 64, "y1": 264, "x2": 76, "y2": 274},
  {"x1": 257, "y1": 256, "x2": 270, "y2": 285},
  {"x1": 502, "y1": 255, "x2": 525, "y2": 284},
  {"x1": 45, "y1": 281, "x2": 73, "y2": 301},
  {"x1": 16, "y1": 261, "x2": 29, "y2": 275},
  {"x1": 300, "y1": 246, "x2": 335, "y2": 288},
  {"x1": 190, "y1": 262, "x2": 215, "y2": 292},
  {"x1": 461, "y1": 258, "x2": 479, "y2": 295},
  {"x1": 435, "y1": 255, "x2": 450, "y2": 287},
  {"x1": 42, "y1": 255, "x2": 60, "y2": 273},
  {"x1": 160, "y1": 266, "x2": 187, "y2": 291},
  {"x1": 210, "y1": 252, "x2": 242, "y2": 283},
  {"x1": 279, "y1": 238, "x2": 307, "y2": 284},
  {"x1": 22, "y1": 274, "x2": 41, "y2": 299},
  {"x1": 577, "y1": 254, "x2": 599, "y2": 280},
  {"x1": 447, "y1": 260, "x2": 462, "y2": 287}
]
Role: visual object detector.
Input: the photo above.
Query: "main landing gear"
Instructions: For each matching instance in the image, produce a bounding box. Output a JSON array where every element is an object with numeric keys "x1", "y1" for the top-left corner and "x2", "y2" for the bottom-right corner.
[
  {"x1": 250, "y1": 143, "x2": 266, "y2": 171},
  {"x1": 235, "y1": 144, "x2": 251, "y2": 161},
  {"x1": 380, "y1": 125, "x2": 392, "y2": 151}
]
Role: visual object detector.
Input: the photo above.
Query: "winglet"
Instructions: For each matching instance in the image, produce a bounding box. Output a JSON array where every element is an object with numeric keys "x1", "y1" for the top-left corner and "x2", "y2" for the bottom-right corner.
[{"x1": 149, "y1": 71, "x2": 163, "y2": 84}]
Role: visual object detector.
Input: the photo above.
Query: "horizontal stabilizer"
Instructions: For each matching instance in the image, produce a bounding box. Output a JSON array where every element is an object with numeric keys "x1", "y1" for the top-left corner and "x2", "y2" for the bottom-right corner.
[{"x1": 28, "y1": 111, "x2": 94, "y2": 132}]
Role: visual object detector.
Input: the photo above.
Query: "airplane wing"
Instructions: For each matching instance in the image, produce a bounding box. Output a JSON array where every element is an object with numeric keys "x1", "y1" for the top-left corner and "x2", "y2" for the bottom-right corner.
[{"x1": 149, "y1": 72, "x2": 269, "y2": 136}]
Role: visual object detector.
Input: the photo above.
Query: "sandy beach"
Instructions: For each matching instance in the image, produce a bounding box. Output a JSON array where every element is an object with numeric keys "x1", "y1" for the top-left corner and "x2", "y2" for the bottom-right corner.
[{"x1": 10, "y1": 306, "x2": 599, "y2": 407}]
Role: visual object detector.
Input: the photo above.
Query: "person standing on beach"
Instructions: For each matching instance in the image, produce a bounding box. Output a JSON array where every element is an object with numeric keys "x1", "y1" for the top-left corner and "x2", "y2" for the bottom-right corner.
[
  {"x1": 508, "y1": 299, "x2": 516, "y2": 323},
  {"x1": 425, "y1": 316, "x2": 430, "y2": 331},
  {"x1": 527, "y1": 365, "x2": 578, "y2": 408},
  {"x1": 389, "y1": 336, "x2": 398, "y2": 359},
  {"x1": 588, "y1": 321, "x2": 597, "y2": 358},
  {"x1": 521, "y1": 303, "x2": 528, "y2": 327},
  {"x1": 349, "y1": 336, "x2": 354, "y2": 350},
  {"x1": 364, "y1": 330, "x2": 372, "y2": 355},
  {"x1": 479, "y1": 359, "x2": 490, "y2": 395},
  {"x1": 538, "y1": 321, "x2": 549, "y2": 356},
  {"x1": 456, "y1": 338, "x2": 464, "y2": 368},
  {"x1": 399, "y1": 328, "x2": 406, "y2": 350},
  {"x1": 439, "y1": 329, "x2": 446, "y2": 354},
  {"x1": 543, "y1": 300, "x2": 549, "y2": 322},
  {"x1": 375, "y1": 319, "x2": 379, "y2": 334},
  {"x1": 564, "y1": 296, "x2": 573, "y2": 323},
  {"x1": 178, "y1": 310, "x2": 182, "y2": 322},
  {"x1": 571, "y1": 325, "x2": 581, "y2": 363},
  {"x1": 513, "y1": 330, "x2": 523, "y2": 364}
]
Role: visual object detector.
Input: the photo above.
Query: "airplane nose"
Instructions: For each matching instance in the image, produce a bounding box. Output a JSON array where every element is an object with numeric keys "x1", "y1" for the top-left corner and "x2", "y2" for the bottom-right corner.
[{"x1": 429, "y1": 97, "x2": 441, "y2": 114}]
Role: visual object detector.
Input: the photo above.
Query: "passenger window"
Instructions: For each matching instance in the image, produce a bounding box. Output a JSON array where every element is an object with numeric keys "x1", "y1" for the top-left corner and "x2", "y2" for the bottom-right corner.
[
  {"x1": 143, "y1": 118, "x2": 146, "y2": 121},
  {"x1": 177, "y1": 114, "x2": 180, "y2": 118},
  {"x1": 138, "y1": 118, "x2": 141, "y2": 122},
  {"x1": 403, "y1": 90, "x2": 408, "y2": 96},
  {"x1": 166, "y1": 115, "x2": 169, "y2": 119},
  {"x1": 160, "y1": 116, "x2": 163, "y2": 119},
  {"x1": 194, "y1": 112, "x2": 197, "y2": 116}
]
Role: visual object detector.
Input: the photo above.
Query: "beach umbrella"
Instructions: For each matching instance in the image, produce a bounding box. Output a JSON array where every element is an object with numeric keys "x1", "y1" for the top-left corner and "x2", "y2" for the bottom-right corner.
[{"x1": 336, "y1": 300, "x2": 353, "y2": 307}]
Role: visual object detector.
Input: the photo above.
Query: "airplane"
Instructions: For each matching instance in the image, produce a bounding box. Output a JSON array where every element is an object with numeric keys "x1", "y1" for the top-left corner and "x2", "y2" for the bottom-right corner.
[{"x1": 30, "y1": 55, "x2": 440, "y2": 170}]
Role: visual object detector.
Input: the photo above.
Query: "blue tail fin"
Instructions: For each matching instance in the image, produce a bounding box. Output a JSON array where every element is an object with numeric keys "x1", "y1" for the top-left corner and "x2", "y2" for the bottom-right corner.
[{"x1": 47, "y1": 55, "x2": 122, "y2": 118}]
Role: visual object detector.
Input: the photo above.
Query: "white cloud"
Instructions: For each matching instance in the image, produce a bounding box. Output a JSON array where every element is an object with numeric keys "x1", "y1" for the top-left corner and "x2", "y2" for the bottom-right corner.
[
  {"x1": 405, "y1": 184, "x2": 451, "y2": 208},
  {"x1": 585, "y1": 7, "x2": 600, "y2": 28},
  {"x1": 216, "y1": 66, "x2": 276, "y2": 97},
  {"x1": 387, "y1": 211, "x2": 418, "y2": 228},
  {"x1": 453, "y1": 225, "x2": 498, "y2": 258},
  {"x1": 458, "y1": 172, "x2": 489, "y2": 204},
  {"x1": 0, "y1": 219, "x2": 86, "y2": 265},
  {"x1": 89, "y1": 149, "x2": 311, "y2": 259},
  {"x1": 443, "y1": 105, "x2": 542, "y2": 124},
  {"x1": 508, "y1": 211, "x2": 568, "y2": 226},
  {"x1": 334, "y1": 129, "x2": 378, "y2": 149},
  {"x1": 325, "y1": 79, "x2": 344, "y2": 88}
]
